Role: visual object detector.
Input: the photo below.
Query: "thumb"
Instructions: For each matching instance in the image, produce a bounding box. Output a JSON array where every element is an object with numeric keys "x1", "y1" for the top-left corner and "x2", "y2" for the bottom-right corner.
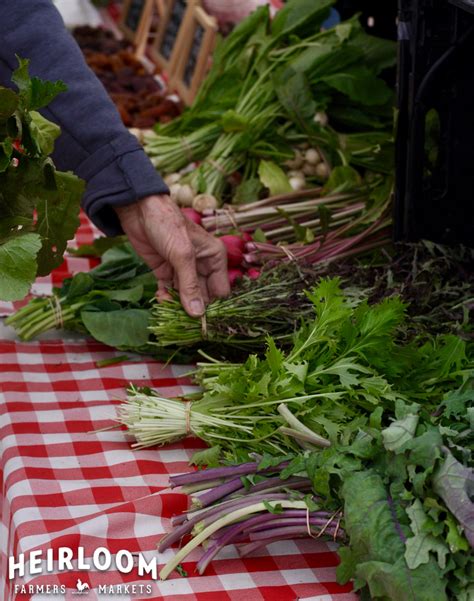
[{"x1": 170, "y1": 244, "x2": 205, "y2": 317}]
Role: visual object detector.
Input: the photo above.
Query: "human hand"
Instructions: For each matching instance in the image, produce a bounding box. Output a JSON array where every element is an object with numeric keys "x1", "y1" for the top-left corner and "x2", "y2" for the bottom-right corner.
[{"x1": 115, "y1": 195, "x2": 230, "y2": 317}]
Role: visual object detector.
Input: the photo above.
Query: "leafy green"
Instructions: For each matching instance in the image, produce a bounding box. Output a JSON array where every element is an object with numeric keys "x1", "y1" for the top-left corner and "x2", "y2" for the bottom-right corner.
[
  {"x1": 340, "y1": 471, "x2": 448, "y2": 601},
  {"x1": 29, "y1": 111, "x2": 61, "y2": 155},
  {"x1": 405, "y1": 500, "x2": 449, "y2": 570},
  {"x1": 258, "y1": 160, "x2": 292, "y2": 196},
  {"x1": 81, "y1": 309, "x2": 151, "y2": 350},
  {"x1": 0, "y1": 57, "x2": 83, "y2": 301},
  {"x1": 433, "y1": 450, "x2": 474, "y2": 548},
  {"x1": 0, "y1": 233, "x2": 41, "y2": 300},
  {"x1": 321, "y1": 67, "x2": 393, "y2": 107},
  {"x1": 271, "y1": 0, "x2": 334, "y2": 39}
]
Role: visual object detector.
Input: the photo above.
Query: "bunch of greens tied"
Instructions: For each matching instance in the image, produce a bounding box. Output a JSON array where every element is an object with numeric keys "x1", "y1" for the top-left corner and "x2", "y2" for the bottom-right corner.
[
  {"x1": 0, "y1": 57, "x2": 84, "y2": 301},
  {"x1": 7, "y1": 241, "x2": 473, "y2": 356},
  {"x1": 145, "y1": 0, "x2": 396, "y2": 205}
]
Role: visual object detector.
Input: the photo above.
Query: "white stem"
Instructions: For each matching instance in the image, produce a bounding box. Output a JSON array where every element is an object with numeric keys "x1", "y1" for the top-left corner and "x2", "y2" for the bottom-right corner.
[{"x1": 278, "y1": 404, "x2": 330, "y2": 448}]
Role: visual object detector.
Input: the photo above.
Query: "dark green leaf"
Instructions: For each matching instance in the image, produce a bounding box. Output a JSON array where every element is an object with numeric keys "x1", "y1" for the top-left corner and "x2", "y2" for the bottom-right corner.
[
  {"x1": 272, "y1": 0, "x2": 334, "y2": 39},
  {"x1": 0, "y1": 87, "x2": 19, "y2": 119},
  {"x1": 35, "y1": 170, "x2": 84, "y2": 275},
  {"x1": 81, "y1": 308, "x2": 151, "y2": 349},
  {"x1": 321, "y1": 67, "x2": 393, "y2": 107}
]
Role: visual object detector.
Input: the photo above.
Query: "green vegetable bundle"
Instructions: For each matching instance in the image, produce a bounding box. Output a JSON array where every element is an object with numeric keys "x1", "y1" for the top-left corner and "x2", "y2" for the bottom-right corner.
[
  {"x1": 8, "y1": 241, "x2": 473, "y2": 357},
  {"x1": 145, "y1": 0, "x2": 396, "y2": 204},
  {"x1": 6, "y1": 243, "x2": 157, "y2": 351},
  {"x1": 121, "y1": 278, "x2": 473, "y2": 599},
  {"x1": 0, "y1": 57, "x2": 84, "y2": 301},
  {"x1": 120, "y1": 278, "x2": 473, "y2": 455}
]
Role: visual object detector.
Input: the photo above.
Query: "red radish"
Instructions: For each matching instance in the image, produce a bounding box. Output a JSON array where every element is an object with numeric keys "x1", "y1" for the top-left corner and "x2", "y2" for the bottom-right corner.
[
  {"x1": 228, "y1": 268, "x2": 244, "y2": 286},
  {"x1": 12, "y1": 139, "x2": 24, "y2": 153},
  {"x1": 245, "y1": 242, "x2": 257, "y2": 252},
  {"x1": 241, "y1": 232, "x2": 253, "y2": 243},
  {"x1": 247, "y1": 268, "x2": 261, "y2": 280},
  {"x1": 181, "y1": 208, "x2": 202, "y2": 225},
  {"x1": 220, "y1": 235, "x2": 245, "y2": 267}
]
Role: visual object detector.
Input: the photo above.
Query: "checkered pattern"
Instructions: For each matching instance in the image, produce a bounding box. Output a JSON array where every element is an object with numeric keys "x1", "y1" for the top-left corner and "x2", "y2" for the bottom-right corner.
[{"x1": 0, "y1": 214, "x2": 356, "y2": 601}]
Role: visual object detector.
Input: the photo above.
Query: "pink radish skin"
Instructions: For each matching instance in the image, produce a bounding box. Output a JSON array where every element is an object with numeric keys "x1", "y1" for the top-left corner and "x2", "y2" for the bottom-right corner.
[
  {"x1": 228, "y1": 268, "x2": 244, "y2": 286},
  {"x1": 181, "y1": 208, "x2": 202, "y2": 225},
  {"x1": 241, "y1": 232, "x2": 253, "y2": 243},
  {"x1": 247, "y1": 268, "x2": 261, "y2": 280},
  {"x1": 220, "y1": 235, "x2": 245, "y2": 267}
]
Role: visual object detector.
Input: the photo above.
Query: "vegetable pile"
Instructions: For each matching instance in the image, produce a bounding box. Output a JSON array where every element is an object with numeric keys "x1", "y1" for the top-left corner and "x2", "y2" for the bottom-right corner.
[
  {"x1": 121, "y1": 279, "x2": 473, "y2": 600},
  {"x1": 0, "y1": 58, "x2": 84, "y2": 302},
  {"x1": 146, "y1": 0, "x2": 394, "y2": 229},
  {"x1": 8, "y1": 240, "x2": 473, "y2": 355}
]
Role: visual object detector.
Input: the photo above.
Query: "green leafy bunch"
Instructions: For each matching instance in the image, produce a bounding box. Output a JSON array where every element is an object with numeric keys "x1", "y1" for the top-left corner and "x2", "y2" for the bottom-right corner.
[
  {"x1": 0, "y1": 56, "x2": 84, "y2": 301},
  {"x1": 179, "y1": 278, "x2": 471, "y2": 459}
]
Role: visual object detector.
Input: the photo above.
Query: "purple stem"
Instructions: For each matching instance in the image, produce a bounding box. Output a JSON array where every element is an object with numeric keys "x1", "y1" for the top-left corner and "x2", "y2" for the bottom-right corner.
[
  {"x1": 198, "y1": 493, "x2": 298, "y2": 529},
  {"x1": 196, "y1": 511, "x2": 305, "y2": 574},
  {"x1": 249, "y1": 525, "x2": 341, "y2": 541},
  {"x1": 247, "y1": 516, "x2": 334, "y2": 532},
  {"x1": 171, "y1": 512, "x2": 191, "y2": 527},
  {"x1": 231, "y1": 476, "x2": 311, "y2": 497},
  {"x1": 193, "y1": 477, "x2": 244, "y2": 509},
  {"x1": 169, "y1": 461, "x2": 289, "y2": 488},
  {"x1": 159, "y1": 493, "x2": 292, "y2": 552}
]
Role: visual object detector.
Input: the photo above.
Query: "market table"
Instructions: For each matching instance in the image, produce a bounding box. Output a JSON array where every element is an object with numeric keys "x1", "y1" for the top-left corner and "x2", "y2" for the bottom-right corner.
[{"x1": 0, "y1": 214, "x2": 356, "y2": 601}]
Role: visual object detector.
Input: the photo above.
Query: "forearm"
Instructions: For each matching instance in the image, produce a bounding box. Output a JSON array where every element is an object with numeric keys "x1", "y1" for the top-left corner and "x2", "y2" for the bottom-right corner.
[{"x1": 0, "y1": 0, "x2": 168, "y2": 235}]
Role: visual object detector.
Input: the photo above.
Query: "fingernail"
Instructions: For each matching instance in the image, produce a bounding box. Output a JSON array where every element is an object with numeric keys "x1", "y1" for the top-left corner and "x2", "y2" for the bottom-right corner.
[{"x1": 190, "y1": 299, "x2": 205, "y2": 316}]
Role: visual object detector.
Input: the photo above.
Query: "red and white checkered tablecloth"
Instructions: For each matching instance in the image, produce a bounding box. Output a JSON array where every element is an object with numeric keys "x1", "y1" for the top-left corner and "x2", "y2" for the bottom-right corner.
[{"x1": 0, "y1": 213, "x2": 356, "y2": 601}]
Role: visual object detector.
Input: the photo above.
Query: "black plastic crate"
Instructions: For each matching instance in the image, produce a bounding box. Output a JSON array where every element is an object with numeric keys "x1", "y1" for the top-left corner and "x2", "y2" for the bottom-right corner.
[{"x1": 395, "y1": 0, "x2": 474, "y2": 245}]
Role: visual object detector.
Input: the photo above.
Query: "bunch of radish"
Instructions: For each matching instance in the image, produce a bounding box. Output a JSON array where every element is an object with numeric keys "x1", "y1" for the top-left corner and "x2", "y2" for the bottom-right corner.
[
  {"x1": 179, "y1": 209, "x2": 260, "y2": 287},
  {"x1": 219, "y1": 234, "x2": 260, "y2": 286}
]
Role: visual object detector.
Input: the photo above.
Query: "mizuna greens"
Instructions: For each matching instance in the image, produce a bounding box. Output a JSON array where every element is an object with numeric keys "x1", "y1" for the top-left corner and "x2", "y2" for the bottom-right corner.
[
  {"x1": 0, "y1": 57, "x2": 84, "y2": 301},
  {"x1": 120, "y1": 278, "x2": 472, "y2": 457}
]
